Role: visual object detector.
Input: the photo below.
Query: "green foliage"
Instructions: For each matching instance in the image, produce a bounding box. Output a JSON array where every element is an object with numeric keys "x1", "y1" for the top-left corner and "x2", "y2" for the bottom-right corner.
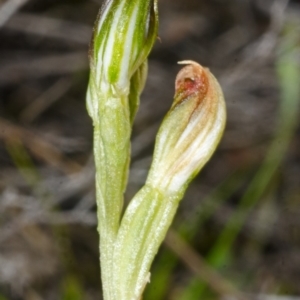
[{"x1": 61, "y1": 276, "x2": 84, "y2": 300}]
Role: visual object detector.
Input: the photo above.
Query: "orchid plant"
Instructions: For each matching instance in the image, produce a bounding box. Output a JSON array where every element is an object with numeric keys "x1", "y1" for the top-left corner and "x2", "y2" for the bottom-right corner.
[{"x1": 86, "y1": 0, "x2": 226, "y2": 299}]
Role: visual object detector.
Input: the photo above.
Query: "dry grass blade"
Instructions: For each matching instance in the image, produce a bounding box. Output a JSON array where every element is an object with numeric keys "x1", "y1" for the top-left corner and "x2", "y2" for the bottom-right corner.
[
  {"x1": 256, "y1": 296, "x2": 300, "y2": 300},
  {"x1": 221, "y1": 0, "x2": 290, "y2": 86},
  {"x1": 0, "y1": 117, "x2": 82, "y2": 174},
  {"x1": 0, "y1": 52, "x2": 88, "y2": 85},
  {"x1": 165, "y1": 230, "x2": 248, "y2": 300},
  {"x1": 4, "y1": 12, "x2": 92, "y2": 44},
  {"x1": 0, "y1": 0, "x2": 29, "y2": 27},
  {"x1": 20, "y1": 77, "x2": 73, "y2": 123}
]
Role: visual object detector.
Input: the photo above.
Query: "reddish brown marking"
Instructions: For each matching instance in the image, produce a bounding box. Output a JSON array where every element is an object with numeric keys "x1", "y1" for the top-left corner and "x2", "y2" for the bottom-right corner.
[{"x1": 175, "y1": 64, "x2": 209, "y2": 106}]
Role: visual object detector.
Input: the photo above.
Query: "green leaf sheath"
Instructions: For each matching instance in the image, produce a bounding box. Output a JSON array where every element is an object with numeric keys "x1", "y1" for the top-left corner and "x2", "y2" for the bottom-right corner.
[{"x1": 112, "y1": 185, "x2": 182, "y2": 300}]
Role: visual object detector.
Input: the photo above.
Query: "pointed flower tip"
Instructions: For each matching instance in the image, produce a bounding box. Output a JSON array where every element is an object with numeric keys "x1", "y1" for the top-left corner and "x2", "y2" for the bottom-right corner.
[
  {"x1": 90, "y1": 0, "x2": 158, "y2": 95},
  {"x1": 174, "y1": 60, "x2": 209, "y2": 106},
  {"x1": 147, "y1": 60, "x2": 226, "y2": 194}
]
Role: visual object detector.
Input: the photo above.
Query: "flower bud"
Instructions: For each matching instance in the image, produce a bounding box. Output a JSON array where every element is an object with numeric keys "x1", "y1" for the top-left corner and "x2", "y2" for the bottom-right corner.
[
  {"x1": 147, "y1": 61, "x2": 226, "y2": 194},
  {"x1": 90, "y1": 0, "x2": 158, "y2": 96}
]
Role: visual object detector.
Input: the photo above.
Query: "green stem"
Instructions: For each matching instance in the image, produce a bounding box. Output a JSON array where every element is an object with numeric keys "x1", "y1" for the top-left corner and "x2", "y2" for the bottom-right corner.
[{"x1": 93, "y1": 90, "x2": 131, "y2": 299}]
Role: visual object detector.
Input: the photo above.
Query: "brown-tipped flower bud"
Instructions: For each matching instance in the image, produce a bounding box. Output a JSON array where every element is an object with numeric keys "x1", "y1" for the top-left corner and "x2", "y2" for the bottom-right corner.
[{"x1": 147, "y1": 60, "x2": 226, "y2": 194}]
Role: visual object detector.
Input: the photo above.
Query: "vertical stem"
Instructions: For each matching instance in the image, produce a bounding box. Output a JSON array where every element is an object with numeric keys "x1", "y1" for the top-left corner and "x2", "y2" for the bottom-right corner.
[{"x1": 93, "y1": 92, "x2": 131, "y2": 300}]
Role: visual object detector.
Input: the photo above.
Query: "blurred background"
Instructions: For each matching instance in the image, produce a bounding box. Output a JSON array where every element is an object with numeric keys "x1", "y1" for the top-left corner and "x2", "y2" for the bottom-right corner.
[{"x1": 0, "y1": 0, "x2": 300, "y2": 299}]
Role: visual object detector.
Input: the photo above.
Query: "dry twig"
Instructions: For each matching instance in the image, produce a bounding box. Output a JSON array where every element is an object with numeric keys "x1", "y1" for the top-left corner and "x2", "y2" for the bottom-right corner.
[
  {"x1": 0, "y1": 118, "x2": 82, "y2": 174},
  {"x1": 0, "y1": 0, "x2": 30, "y2": 27},
  {"x1": 165, "y1": 230, "x2": 249, "y2": 300}
]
